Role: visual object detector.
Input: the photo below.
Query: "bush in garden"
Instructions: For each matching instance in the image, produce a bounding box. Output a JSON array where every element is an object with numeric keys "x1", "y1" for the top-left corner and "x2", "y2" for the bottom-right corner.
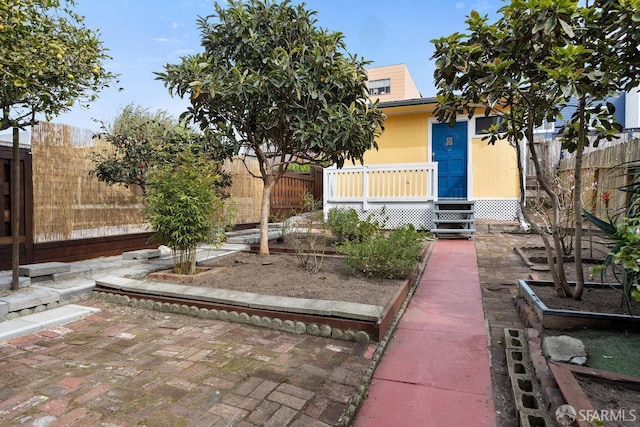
[
  {"x1": 325, "y1": 207, "x2": 382, "y2": 243},
  {"x1": 144, "y1": 150, "x2": 235, "y2": 274},
  {"x1": 325, "y1": 208, "x2": 360, "y2": 243},
  {"x1": 286, "y1": 192, "x2": 326, "y2": 274},
  {"x1": 338, "y1": 224, "x2": 422, "y2": 280}
]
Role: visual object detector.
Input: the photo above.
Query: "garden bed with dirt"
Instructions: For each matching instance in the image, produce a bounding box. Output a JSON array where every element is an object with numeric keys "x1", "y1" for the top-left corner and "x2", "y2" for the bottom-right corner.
[{"x1": 171, "y1": 251, "x2": 413, "y2": 308}]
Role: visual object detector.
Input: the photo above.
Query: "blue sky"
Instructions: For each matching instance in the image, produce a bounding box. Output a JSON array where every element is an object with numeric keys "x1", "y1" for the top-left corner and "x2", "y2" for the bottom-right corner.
[{"x1": 48, "y1": 0, "x2": 503, "y2": 132}]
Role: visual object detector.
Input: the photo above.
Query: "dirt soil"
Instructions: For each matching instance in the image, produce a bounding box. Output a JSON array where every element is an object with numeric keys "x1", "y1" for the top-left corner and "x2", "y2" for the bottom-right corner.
[
  {"x1": 576, "y1": 375, "x2": 640, "y2": 427},
  {"x1": 189, "y1": 251, "x2": 409, "y2": 307},
  {"x1": 515, "y1": 235, "x2": 640, "y2": 314},
  {"x1": 531, "y1": 286, "x2": 640, "y2": 315}
]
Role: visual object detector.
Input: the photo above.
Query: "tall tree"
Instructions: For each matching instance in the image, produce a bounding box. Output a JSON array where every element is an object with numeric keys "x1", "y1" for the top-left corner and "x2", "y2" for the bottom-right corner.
[
  {"x1": 0, "y1": 0, "x2": 115, "y2": 289},
  {"x1": 432, "y1": 0, "x2": 640, "y2": 299},
  {"x1": 156, "y1": 0, "x2": 385, "y2": 256}
]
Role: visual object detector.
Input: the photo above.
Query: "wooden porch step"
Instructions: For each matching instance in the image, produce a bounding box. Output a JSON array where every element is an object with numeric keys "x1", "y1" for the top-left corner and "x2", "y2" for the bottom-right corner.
[
  {"x1": 433, "y1": 219, "x2": 475, "y2": 224},
  {"x1": 434, "y1": 209, "x2": 474, "y2": 215},
  {"x1": 433, "y1": 199, "x2": 475, "y2": 240}
]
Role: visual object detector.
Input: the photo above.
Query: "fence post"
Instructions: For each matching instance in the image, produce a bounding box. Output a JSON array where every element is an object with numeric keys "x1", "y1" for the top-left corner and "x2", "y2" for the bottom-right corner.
[{"x1": 362, "y1": 167, "x2": 369, "y2": 211}]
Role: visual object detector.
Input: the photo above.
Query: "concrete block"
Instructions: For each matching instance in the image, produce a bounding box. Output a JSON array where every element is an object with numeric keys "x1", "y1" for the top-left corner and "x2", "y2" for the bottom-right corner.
[
  {"x1": 52, "y1": 265, "x2": 92, "y2": 282},
  {"x1": 504, "y1": 328, "x2": 526, "y2": 350},
  {"x1": 122, "y1": 249, "x2": 161, "y2": 260},
  {"x1": 0, "y1": 301, "x2": 7, "y2": 317},
  {"x1": 331, "y1": 301, "x2": 383, "y2": 321},
  {"x1": 94, "y1": 275, "x2": 142, "y2": 290},
  {"x1": 218, "y1": 243, "x2": 250, "y2": 252},
  {"x1": 0, "y1": 288, "x2": 59, "y2": 312},
  {"x1": 0, "y1": 273, "x2": 31, "y2": 290},
  {"x1": 519, "y1": 410, "x2": 551, "y2": 427},
  {"x1": 19, "y1": 262, "x2": 70, "y2": 277},
  {"x1": 0, "y1": 304, "x2": 101, "y2": 342},
  {"x1": 34, "y1": 279, "x2": 95, "y2": 301}
]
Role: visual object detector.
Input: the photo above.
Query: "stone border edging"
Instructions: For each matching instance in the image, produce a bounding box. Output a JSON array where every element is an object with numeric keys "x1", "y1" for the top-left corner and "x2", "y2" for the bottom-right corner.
[
  {"x1": 92, "y1": 291, "x2": 372, "y2": 343},
  {"x1": 1, "y1": 293, "x2": 91, "y2": 321}
]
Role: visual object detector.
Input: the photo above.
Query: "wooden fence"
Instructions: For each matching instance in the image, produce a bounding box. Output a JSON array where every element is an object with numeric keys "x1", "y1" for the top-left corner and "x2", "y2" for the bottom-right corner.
[
  {"x1": 270, "y1": 166, "x2": 323, "y2": 219},
  {"x1": 559, "y1": 137, "x2": 640, "y2": 219}
]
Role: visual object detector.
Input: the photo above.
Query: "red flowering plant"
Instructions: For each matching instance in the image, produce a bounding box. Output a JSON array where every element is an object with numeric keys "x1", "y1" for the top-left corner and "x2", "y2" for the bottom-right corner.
[{"x1": 584, "y1": 163, "x2": 640, "y2": 309}]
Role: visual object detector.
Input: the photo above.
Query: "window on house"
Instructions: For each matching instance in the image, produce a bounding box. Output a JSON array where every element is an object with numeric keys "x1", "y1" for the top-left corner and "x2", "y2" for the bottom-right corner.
[
  {"x1": 368, "y1": 78, "x2": 391, "y2": 96},
  {"x1": 475, "y1": 116, "x2": 506, "y2": 135}
]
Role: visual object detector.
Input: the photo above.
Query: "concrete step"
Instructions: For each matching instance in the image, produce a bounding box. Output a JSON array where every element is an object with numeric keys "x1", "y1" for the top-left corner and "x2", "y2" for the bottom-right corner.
[
  {"x1": 0, "y1": 274, "x2": 31, "y2": 290},
  {"x1": 19, "y1": 262, "x2": 70, "y2": 278},
  {"x1": 0, "y1": 304, "x2": 101, "y2": 342},
  {"x1": 122, "y1": 249, "x2": 161, "y2": 260},
  {"x1": 0, "y1": 288, "x2": 60, "y2": 312},
  {"x1": 226, "y1": 229, "x2": 282, "y2": 244}
]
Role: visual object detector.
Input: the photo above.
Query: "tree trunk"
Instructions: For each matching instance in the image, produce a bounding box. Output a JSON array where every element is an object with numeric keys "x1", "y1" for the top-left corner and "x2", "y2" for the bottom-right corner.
[
  {"x1": 572, "y1": 96, "x2": 587, "y2": 300},
  {"x1": 11, "y1": 127, "x2": 20, "y2": 291},
  {"x1": 525, "y1": 121, "x2": 572, "y2": 297},
  {"x1": 259, "y1": 178, "x2": 276, "y2": 256}
]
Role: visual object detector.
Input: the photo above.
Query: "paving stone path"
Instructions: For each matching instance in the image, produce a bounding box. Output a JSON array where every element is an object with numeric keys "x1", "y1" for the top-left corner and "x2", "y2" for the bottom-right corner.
[{"x1": 0, "y1": 300, "x2": 375, "y2": 426}]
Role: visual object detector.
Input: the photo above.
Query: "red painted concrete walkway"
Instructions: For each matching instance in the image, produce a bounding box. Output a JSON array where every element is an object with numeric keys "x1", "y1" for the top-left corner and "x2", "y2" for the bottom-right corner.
[{"x1": 355, "y1": 240, "x2": 496, "y2": 427}]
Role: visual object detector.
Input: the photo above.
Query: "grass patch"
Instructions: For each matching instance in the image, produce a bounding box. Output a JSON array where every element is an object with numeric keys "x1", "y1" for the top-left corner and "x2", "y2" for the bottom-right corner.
[{"x1": 567, "y1": 329, "x2": 640, "y2": 377}]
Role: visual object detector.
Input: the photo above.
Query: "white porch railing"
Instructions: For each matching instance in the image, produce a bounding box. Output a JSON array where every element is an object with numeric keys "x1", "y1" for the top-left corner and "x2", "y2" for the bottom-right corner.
[{"x1": 323, "y1": 163, "x2": 438, "y2": 211}]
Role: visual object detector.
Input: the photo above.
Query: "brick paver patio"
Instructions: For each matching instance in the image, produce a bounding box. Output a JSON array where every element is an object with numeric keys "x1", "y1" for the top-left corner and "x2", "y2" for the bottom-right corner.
[{"x1": 0, "y1": 300, "x2": 374, "y2": 426}]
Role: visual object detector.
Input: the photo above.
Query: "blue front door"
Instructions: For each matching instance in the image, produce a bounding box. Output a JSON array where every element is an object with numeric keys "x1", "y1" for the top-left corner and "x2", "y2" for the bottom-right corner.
[{"x1": 432, "y1": 121, "x2": 468, "y2": 198}]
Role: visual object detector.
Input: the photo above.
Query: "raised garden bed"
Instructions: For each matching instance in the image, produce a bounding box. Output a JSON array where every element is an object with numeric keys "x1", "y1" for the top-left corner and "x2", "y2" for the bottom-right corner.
[
  {"x1": 518, "y1": 279, "x2": 640, "y2": 330},
  {"x1": 549, "y1": 362, "x2": 640, "y2": 427}
]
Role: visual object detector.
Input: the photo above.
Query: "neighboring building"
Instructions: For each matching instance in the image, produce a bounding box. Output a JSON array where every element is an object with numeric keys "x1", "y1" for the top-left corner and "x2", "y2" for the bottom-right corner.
[{"x1": 366, "y1": 64, "x2": 422, "y2": 102}]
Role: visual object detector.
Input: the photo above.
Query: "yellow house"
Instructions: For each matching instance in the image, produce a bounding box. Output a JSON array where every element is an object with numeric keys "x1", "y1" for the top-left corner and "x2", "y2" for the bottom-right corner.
[{"x1": 323, "y1": 96, "x2": 521, "y2": 237}]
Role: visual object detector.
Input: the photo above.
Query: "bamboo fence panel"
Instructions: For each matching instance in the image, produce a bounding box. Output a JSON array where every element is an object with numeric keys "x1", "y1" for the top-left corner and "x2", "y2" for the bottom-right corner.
[
  {"x1": 31, "y1": 122, "x2": 147, "y2": 242},
  {"x1": 223, "y1": 157, "x2": 263, "y2": 224}
]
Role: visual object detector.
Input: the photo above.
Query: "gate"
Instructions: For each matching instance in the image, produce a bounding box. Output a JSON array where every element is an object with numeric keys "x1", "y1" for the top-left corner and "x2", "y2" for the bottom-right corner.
[{"x1": 0, "y1": 143, "x2": 34, "y2": 269}]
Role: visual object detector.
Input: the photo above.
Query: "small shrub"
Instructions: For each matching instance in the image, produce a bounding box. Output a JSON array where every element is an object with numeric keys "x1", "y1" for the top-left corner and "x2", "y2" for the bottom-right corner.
[
  {"x1": 338, "y1": 224, "x2": 422, "y2": 280},
  {"x1": 286, "y1": 192, "x2": 326, "y2": 274},
  {"x1": 144, "y1": 150, "x2": 235, "y2": 275},
  {"x1": 325, "y1": 207, "x2": 382, "y2": 243},
  {"x1": 325, "y1": 208, "x2": 360, "y2": 242}
]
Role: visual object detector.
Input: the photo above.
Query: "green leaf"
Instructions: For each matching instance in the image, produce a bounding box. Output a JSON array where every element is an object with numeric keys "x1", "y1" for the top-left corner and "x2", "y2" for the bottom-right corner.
[{"x1": 558, "y1": 19, "x2": 574, "y2": 38}]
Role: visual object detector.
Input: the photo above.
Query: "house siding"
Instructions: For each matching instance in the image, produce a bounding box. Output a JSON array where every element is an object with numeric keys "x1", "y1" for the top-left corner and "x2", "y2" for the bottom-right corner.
[
  {"x1": 324, "y1": 101, "x2": 521, "y2": 227},
  {"x1": 471, "y1": 137, "x2": 519, "y2": 199},
  {"x1": 363, "y1": 113, "x2": 429, "y2": 165},
  {"x1": 366, "y1": 64, "x2": 421, "y2": 103}
]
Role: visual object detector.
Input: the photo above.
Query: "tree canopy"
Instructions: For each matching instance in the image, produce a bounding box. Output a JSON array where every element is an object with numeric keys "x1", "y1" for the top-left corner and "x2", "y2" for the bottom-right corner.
[
  {"x1": 0, "y1": 0, "x2": 115, "y2": 131},
  {"x1": 156, "y1": 0, "x2": 385, "y2": 255},
  {"x1": 1, "y1": 0, "x2": 115, "y2": 290},
  {"x1": 91, "y1": 104, "x2": 233, "y2": 194},
  {"x1": 432, "y1": 0, "x2": 640, "y2": 298}
]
